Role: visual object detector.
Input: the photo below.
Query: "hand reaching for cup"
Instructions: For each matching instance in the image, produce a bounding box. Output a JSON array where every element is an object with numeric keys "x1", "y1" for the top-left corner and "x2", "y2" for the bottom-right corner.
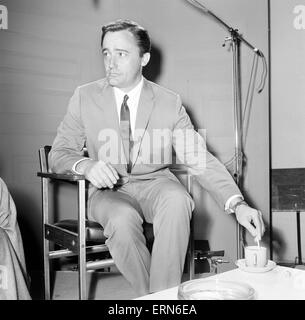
[{"x1": 235, "y1": 204, "x2": 265, "y2": 242}]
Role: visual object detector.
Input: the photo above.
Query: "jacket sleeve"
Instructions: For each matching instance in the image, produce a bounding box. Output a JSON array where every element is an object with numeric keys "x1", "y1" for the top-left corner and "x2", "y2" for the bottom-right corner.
[
  {"x1": 49, "y1": 87, "x2": 87, "y2": 173},
  {"x1": 172, "y1": 94, "x2": 242, "y2": 209}
]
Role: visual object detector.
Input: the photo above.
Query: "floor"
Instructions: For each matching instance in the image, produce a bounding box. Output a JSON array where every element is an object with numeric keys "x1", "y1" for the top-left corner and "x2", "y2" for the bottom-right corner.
[
  {"x1": 52, "y1": 269, "x2": 138, "y2": 300},
  {"x1": 30, "y1": 267, "x2": 138, "y2": 300},
  {"x1": 30, "y1": 267, "x2": 199, "y2": 300},
  {"x1": 29, "y1": 250, "x2": 216, "y2": 300}
]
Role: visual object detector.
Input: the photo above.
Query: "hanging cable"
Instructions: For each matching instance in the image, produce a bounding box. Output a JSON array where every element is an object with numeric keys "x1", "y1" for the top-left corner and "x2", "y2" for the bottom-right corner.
[
  {"x1": 242, "y1": 52, "x2": 259, "y2": 149},
  {"x1": 224, "y1": 51, "x2": 266, "y2": 171},
  {"x1": 256, "y1": 50, "x2": 268, "y2": 94}
]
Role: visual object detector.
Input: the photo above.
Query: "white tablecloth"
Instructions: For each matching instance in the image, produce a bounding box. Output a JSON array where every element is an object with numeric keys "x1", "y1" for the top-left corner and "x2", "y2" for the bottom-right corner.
[{"x1": 136, "y1": 265, "x2": 305, "y2": 300}]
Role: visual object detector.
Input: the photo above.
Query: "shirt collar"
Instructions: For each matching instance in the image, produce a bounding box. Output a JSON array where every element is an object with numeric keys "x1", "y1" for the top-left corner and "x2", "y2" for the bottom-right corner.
[{"x1": 113, "y1": 77, "x2": 144, "y2": 101}]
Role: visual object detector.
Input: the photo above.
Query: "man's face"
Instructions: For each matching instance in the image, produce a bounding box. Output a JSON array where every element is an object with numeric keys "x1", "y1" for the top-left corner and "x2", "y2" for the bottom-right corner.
[{"x1": 102, "y1": 30, "x2": 150, "y2": 92}]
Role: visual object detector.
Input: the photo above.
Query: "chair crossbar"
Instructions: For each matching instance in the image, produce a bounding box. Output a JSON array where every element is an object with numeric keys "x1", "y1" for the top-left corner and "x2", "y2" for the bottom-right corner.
[
  {"x1": 86, "y1": 259, "x2": 115, "y2": 271},
  {"x1": 45, "y1": 224, "x2": 78, "y2": 253},
  {"x1": 49, "y1": 244, "x2": 110, "y2": 259}
]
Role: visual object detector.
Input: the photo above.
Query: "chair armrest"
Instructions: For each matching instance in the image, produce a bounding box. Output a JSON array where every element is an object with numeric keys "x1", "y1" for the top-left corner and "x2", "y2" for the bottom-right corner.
[{"x1": 37, "y1": 172, "x2": 85, "y2": 181}]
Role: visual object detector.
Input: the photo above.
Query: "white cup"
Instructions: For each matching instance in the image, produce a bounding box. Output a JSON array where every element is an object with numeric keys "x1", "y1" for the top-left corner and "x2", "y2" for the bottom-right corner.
[{"x1": 244, "y1": 246, "x2": 267, "y2": 268}]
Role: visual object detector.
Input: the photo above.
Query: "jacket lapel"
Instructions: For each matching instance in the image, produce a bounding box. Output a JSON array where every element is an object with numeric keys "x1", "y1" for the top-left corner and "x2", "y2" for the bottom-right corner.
[
  {"x1": 97, "y1": 80, "x2": 128, "y2": 168},
  {"x1": 131, "y1": 79, "x2": 155, "y2": 168},
  {"x1": 97, "y1": 80, "x2": 120, "y2": 133}
]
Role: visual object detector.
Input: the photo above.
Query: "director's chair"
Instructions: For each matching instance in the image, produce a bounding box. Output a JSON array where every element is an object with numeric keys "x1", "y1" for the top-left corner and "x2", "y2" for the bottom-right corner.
[{"x1": 37, "y1": 145, "x2": 195, "y2": 299}]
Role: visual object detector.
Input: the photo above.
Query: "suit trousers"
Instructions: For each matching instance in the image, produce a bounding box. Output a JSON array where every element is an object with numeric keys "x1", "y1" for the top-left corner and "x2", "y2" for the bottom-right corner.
[{"x1": 87, "y1": 177, "x2": 194, "y2": 296}]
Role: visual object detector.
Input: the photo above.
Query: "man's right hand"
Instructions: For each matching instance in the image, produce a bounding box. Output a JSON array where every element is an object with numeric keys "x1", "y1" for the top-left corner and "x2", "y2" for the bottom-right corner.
[{"x1": 76, "y1": 159, "x2": 119, "y2": 189}]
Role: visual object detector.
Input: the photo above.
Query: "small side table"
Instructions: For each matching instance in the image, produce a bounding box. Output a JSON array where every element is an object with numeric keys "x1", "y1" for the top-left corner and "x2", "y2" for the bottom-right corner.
[{"x1": 272, "y1": 168, "x2": 305, "y2": 267}]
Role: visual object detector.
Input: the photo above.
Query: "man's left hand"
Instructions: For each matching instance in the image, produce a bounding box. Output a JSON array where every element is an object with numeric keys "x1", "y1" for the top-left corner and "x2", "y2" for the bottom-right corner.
[{"x1": 235, "y1": 204, "x2": 265, "y2": 241}]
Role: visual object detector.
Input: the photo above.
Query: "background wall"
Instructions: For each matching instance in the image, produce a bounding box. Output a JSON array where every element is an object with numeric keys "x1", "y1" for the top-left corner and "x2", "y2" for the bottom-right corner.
[
  {"x1": 270, "y1": 0, "x2": 305, "y2": 263},
  {"x1": 0, "y1": 0, "x2": 269, "y2": 275}
]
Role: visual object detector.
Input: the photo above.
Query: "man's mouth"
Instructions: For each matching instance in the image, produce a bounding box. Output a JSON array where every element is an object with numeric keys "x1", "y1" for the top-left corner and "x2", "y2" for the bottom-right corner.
[{"x1": 107, "y1": 72, "x2": 120, "y2": 78}]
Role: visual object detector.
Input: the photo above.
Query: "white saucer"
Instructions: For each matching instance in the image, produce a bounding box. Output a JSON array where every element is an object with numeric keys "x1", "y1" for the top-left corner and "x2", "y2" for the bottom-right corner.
[{"x1": 235, "y1": 259, "x2": 277, "y2": 273}]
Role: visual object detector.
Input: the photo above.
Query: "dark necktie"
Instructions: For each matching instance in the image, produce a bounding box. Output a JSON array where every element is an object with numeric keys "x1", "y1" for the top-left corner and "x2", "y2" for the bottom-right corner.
[{"x1": 120, "y1": 94, "x2": 132, "y2": 173}]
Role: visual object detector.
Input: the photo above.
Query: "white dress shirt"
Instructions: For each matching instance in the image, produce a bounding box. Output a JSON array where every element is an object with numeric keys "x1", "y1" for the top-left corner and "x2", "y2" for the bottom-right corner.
[
  {"x1": 113, "y1": 77, "x2": 144, "y2": 139},
  {"x1": 72, "y1": 78, "x2": 143, "y2": 173}
]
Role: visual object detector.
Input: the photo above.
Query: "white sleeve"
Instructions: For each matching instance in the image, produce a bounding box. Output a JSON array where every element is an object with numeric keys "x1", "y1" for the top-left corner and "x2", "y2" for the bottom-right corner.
[
  {"x1": 224, "y1": 195, "x2": 244, "y2": 214},
  {"x1": 72, "y1": 158, "x2": 92, "y2": 174}
]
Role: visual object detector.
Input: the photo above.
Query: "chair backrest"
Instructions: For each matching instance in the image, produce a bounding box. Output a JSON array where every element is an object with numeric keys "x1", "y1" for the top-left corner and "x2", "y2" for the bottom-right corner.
[{"x1": 39, "y1": 145, "x2": 52, "y2": 173}]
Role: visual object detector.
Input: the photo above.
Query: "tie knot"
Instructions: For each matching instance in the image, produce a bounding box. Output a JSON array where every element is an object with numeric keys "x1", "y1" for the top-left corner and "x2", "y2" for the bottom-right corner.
[{"x1": 123, "y1": 94, "x2": 129, "y2": 105}]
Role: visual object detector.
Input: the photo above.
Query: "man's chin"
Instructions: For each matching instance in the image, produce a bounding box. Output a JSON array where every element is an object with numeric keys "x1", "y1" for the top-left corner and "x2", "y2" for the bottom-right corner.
[{"x1": 107, "y1": 77, "x2": 120, "y2": 87}]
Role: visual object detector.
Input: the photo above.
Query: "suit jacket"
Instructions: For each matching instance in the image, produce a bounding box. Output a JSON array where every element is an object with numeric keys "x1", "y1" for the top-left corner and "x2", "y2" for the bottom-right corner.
[{"x1": 49, "y1": 77, "x2": 241, "y2": 208}]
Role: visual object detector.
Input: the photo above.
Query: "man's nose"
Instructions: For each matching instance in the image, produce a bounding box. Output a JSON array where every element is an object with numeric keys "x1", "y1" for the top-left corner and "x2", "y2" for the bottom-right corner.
[{"x1": 108, "y1": 56, "x2": 117, "y2": 69}]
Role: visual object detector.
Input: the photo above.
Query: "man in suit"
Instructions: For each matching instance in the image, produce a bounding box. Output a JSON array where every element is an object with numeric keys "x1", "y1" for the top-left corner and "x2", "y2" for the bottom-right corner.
[{"x1": 49, "y1": 19, "x2": 265, "y2": 296}]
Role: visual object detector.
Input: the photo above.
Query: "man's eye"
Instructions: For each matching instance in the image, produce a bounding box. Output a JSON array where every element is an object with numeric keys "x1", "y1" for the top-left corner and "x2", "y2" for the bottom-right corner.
[
  {"x1": 103, "y1": 51, "x2": 110, "y2": 57},
  {"x1": 118, "y1": 52, "x2": 127, "y2": 57}
]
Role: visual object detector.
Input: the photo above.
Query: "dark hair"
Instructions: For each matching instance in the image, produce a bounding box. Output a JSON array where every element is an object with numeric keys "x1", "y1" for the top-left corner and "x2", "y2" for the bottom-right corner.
[{"x1": 101, "y1": 19, "x2": 151, "y2": 56}]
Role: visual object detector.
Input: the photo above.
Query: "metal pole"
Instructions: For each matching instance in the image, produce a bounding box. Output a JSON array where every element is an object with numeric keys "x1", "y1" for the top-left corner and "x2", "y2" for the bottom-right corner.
[
  {"x1": 185, "y1": 0, "x2": 264, "y2": 57},
  {"x1": 185, "y1": 0, "x2": 267, "y2": 261},
  {"x1": 232, "y1": 35, "x2": 244, "y2": 260},
  {"x1": 187, "y1": 174, "x2": 195, "y2": 279},
  {"x1": 296, "y1": 210, "x2": 303, "y2": 265}
]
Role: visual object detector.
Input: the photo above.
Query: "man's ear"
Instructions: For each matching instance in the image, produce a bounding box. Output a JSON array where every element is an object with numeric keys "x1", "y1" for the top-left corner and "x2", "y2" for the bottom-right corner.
[{"x1": 141, "y1": 52, "x2": 151, "y2": 67}]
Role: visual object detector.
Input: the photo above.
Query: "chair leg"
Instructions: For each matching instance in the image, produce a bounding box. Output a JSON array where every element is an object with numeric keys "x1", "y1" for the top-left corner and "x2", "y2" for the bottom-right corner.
[
  {"x1": 42, "y1": 177, "x2": 51, "y2": 299},
  {"x1": 43, "y1": 238, "x2": 51, "y2": 299},
  {"x1": 78, "y1": 247, "x2": 87, "y2": 300},
  {"x1": 78, "y1": 180, "x2": 87, "y2": 300}
]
